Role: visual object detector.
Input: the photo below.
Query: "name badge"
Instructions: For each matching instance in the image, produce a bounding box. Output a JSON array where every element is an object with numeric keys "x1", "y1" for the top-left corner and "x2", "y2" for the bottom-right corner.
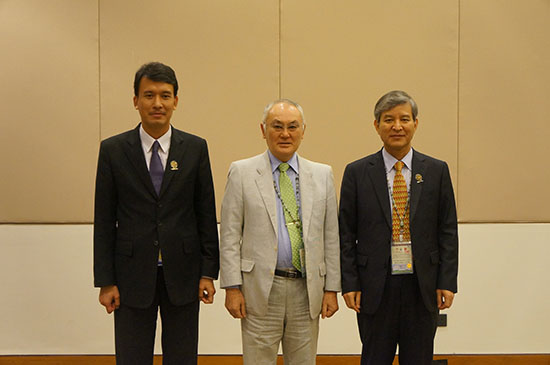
[{"x1": 391, "y1": 241, "x2": 413, "y2": 275}]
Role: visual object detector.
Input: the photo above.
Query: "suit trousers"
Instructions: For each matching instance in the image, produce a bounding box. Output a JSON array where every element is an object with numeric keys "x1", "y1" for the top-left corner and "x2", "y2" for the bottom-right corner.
[
  {"x1": 357, "y1": 270, "x2": 438, "y2": 365},
  {"x1": 114, "y1": 267, "x2": 199, "y2": 365},
  {"x1": 241, "y1": 275, "x2": 319, "y2": 365}
]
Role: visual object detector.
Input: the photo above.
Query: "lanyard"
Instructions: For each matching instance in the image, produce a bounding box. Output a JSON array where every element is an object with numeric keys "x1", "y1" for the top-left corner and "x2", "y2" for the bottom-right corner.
[
  {"x1": 390, "y1": 192, "x2": 410, "y2": 241},
  {"x1": 272, "y1": 174, "x2": 302, "y2": 232}
]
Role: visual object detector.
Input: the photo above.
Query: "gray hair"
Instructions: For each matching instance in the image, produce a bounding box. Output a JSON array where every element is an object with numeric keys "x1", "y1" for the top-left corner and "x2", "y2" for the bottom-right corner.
[
  {"x1": 374, "y1": 90, "x2": 418, "y2": 123},
  {"x1": 262, "y1": 98, "x2": 306, "y2": 127}
]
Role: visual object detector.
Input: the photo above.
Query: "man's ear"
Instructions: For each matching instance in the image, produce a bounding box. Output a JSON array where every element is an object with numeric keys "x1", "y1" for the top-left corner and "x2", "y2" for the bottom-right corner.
[
  {"x1": 373, "y1": 119, "x2": 380, "y2": 133},
  {"x1": 260, "y1": 123, "x2": 267, "y2": 139}
]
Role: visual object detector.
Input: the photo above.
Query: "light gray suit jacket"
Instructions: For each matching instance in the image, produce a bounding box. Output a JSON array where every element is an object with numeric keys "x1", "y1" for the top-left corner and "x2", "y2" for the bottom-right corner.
[{"x1": 220, "y1": 151, "x2": 341, "y2": 319}]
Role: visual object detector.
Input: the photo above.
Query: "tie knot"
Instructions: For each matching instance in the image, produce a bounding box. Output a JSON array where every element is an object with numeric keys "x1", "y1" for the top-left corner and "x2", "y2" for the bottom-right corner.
[
  {"x1": 152, "y1": 140, "x2": 160, "y2": 153},
  {"x1": 279, "y1": 162, "x2": 290, "y2": 173},
  {"x1": 394, "y1": 161, "x2": 404, "y2": 172}
]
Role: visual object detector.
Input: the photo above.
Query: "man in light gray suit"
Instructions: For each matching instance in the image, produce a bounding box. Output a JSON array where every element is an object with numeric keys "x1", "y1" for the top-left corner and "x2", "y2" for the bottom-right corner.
[{"x1": 220, "y1": 99, "x2": 341, "y2": 365}]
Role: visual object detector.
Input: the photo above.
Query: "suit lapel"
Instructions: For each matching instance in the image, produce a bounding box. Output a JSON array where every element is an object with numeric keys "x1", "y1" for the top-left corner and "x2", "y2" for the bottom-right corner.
[
  {"x1": 123, "y1": 126, "x2": 158, "y2": 199},
  {"x1": 255, "y1": 152, "x2": 278, "y2": 235},
  {"x1": 297, "y1": 155, "x2": 313, "y2": 241},
  {"x1": 410, "y1": 150, "x2": 425, "y2": 223},
  {"x1": 367, "y1": 151, "x2": 392, "y2": 229},
  {"x1": 158, "y1": 128, "x2": 189, "y2": 198}
]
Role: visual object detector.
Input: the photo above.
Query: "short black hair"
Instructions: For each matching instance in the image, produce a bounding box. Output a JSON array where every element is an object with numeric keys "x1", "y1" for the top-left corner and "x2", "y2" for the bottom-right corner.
[{"x1": 133, "y1": 62, "x2": 179, "y2": 96}]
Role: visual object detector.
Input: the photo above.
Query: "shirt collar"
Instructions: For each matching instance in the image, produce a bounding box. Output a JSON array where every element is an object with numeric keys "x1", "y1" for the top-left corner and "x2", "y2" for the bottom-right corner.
[
  {"x1": 382, "y1": 147, "x2": 413, "y2": 173},
  {"x1": 139, "y1": 124, "x2": 172, "y2": 153},
  {"x1": 267, "y1": 150, "x2": 299, "y2": 174}
]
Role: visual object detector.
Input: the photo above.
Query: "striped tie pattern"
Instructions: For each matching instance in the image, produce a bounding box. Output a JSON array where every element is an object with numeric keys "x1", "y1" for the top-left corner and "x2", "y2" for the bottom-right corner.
[
  {"x1": 278, "y1": 163, "x2": 304, "y2": 271},
  {"x1": 392, "y1": 161, "x2": 410, "y2": 241}
]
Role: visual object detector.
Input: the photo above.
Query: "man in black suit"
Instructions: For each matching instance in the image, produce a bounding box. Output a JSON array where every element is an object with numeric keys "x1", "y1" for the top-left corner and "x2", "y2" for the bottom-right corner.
[
  {"x1": 94, "y1": 62, "x2": 219, "y2": 365},
  {"x1": 339, "y1": 90, "x2": 458, "y2": 365}
]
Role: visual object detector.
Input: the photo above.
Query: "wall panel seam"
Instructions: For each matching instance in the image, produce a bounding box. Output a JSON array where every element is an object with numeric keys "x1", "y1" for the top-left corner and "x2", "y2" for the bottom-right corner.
[
  {"x1": 97, "y1": 0, "x2": 102, "y2": 142},
  {"x1": 278, "y1": 0, "x2": 281, "y2": 98},
  {"x1": 456, "y1": 0, "x2": 461, "y2": 213}
]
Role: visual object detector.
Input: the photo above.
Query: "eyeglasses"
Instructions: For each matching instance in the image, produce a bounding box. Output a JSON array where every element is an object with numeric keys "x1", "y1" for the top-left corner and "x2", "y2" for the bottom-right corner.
[{"x1": 266, "y1": 123, "x2": 302, "y2": 132}]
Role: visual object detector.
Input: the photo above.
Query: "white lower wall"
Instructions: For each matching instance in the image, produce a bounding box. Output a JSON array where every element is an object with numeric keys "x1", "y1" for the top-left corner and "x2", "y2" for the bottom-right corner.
[{"x1": 0, "y1": 224, "x2": 548, "y2": 355}]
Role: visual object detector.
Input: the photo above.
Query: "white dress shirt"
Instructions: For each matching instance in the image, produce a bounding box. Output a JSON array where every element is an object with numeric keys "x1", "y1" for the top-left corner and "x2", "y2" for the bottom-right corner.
[{"x1": 139, "y1": 124, "x2": 172, "y2": 170}]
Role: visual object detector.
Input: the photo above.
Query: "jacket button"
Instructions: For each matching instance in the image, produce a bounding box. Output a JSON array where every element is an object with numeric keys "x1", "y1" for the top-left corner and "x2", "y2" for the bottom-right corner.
[{"x1": 153, "y1": 240, "x2": 159, "y2": 246}]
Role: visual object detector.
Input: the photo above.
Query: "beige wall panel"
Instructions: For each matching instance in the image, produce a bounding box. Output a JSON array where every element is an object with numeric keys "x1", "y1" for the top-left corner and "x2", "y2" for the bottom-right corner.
[
  {"x1": 280, "y1": 0, "x2": 459, "y2": 198},
  {"x1": 0, "y1": 0, "x2": 99, "y2": 222},
  {"x1": 459, "y1": 0, "x2": 550, "y2": 222},
  {"x1": 99, "y1": 0, "x2": 279, "y2": 216}
]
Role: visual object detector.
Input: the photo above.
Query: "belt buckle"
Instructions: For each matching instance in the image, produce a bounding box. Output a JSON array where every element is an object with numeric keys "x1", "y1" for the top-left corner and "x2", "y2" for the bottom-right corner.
[
  {"x1": 288, "y1": 269, "x2": 302, "y2": 278},
  {"x1": 288, "y1": 270, "x2": 298, "y2": 278}
]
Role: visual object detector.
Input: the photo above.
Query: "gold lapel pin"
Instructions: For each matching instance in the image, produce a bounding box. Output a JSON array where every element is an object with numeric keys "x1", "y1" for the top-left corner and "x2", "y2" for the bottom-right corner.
[
  {"x1": 170, "y1": 160, "x2": 178, "y2": 171},
  {"x1": 415, "y1": 174, "x2": 423, "y2": 183}
]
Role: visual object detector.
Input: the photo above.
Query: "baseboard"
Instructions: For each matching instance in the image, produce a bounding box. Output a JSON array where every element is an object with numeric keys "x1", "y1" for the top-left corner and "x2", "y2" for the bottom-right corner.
[{"x1": 0, "y1": 354, "x2": 548, "y2": 364}]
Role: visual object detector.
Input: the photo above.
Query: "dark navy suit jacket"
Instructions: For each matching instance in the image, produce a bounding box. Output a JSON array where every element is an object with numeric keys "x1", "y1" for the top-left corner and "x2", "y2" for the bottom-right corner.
[
  {"x1": 339, "y1": 149, "x2": 458, "y2": 314},
  {"x1": 94, "y1": 125, "x2": 219, "y2": 308}
]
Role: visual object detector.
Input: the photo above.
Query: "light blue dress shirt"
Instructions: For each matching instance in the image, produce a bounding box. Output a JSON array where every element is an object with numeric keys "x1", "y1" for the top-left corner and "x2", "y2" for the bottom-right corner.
[{"x1": 382, "y1": 147, "x2": 413, "y2": 213}]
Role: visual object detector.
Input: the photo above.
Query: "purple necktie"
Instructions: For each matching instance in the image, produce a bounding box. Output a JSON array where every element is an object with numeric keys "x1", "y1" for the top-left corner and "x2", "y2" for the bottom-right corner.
[{"x1": 150, "y1": 141, "x2": 164, "y2": 195}]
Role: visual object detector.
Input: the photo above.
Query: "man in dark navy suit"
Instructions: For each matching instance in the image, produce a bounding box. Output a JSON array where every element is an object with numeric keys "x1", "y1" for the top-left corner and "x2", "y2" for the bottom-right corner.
[
  {"x1": 339, "y1": 90, "x2": 458, "y2": 364},
  {"x1": 94, "y1": 62, "x2": 219, "y2": 365}
]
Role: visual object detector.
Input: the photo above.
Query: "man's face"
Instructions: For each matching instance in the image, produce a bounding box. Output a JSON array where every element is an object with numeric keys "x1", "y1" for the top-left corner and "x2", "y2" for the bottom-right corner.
[
  {"x1": 133, "y1": 77, "x2": 178, "y2": 136},
  {"x1": 374, "y1": 102, "x2": 418, "y2": 158},
  {"x1": 261, "y1": 102, "x2": 305, "y2": 162}
]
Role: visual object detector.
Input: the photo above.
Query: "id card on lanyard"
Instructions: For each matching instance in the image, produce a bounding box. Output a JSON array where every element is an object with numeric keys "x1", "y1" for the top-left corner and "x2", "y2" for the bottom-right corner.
[
  {"x1": 390, "y1": 207, "x2": 413, "y2": 275},
  {"x1": 391, "y1": 240, "x2": 413, "y2": 274}
]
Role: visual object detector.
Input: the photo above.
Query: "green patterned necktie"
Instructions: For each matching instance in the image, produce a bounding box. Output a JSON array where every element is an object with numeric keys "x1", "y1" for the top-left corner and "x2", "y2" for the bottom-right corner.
[{"x1": 278, "y1": 162, "x2": 304, "y2": 271}]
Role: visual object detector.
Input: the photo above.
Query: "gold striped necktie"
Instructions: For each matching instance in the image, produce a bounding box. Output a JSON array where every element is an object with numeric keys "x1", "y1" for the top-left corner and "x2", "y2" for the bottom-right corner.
[{"x1": 392, "y1": 161, "x2": 410, "y2": 242}]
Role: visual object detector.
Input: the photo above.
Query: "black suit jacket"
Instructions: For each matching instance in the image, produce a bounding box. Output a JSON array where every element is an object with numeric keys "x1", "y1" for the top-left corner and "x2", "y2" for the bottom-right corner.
[
  {"x1": 94, "y1": 125, "x2": 219, "y2": 308},
  {"x1": 339, "y1": 149, "x2": 458, "y2": 314}
]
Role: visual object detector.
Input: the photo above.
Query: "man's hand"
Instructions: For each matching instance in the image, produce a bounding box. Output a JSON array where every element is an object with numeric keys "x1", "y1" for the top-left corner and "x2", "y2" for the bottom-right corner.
[
  {"x1": 343, "y1": 291, "x2": 361, "y2": 313},
  {"x1": 99, "y1": 285, "x2": 120, "y2": 314},
  {"x1": 199, "y1": 278, "x2": 216, "y2": 304},
  {"x1": 225, "y1": 288, "x2": 247, "y2": 318},
  {"x1": 321, "y1": 291, "x2": 339, "y2": 319},
  {"x1": 437, "y1": 289, "x2": 454, "y2": 310}
]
